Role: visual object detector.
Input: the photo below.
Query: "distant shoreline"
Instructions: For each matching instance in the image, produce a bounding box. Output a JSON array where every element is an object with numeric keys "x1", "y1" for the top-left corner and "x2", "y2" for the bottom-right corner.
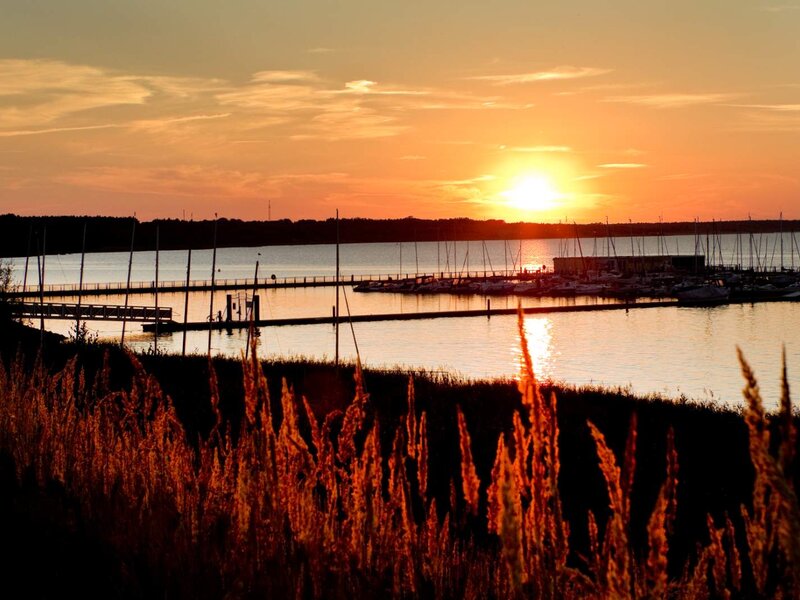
[{"x1": 2, "y1": 213, "x2": 798, "y2": 257}]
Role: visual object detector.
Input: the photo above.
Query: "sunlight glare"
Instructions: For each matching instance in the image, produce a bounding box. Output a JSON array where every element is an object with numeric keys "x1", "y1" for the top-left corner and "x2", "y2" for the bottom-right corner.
[
  {"x1": 516, "y1": 317, "x2": 554, "y2": 381},
  {"x1": 502, "y1": 176, "x2": 562, "y2": 212}
]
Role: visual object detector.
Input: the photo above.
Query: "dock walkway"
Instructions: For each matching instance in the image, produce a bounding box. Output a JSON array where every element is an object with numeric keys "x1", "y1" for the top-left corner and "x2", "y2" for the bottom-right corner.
[
  {"x1": 141, "y1": 294, "x2": 799, "y2": 333},
  {"x1": 11, "y1": 302, "x2": 172, "y2": 322},
  {"x1": 143, "y1": 300, "x2": 677, "y2": 332},
  {"x1": 12, "y1": 270, "x2": 522, "y2": 299}
]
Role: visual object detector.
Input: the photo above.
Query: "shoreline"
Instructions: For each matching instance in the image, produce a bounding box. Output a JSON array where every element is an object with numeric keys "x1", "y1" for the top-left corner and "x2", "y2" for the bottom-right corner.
[{"x1": 3, "y1": 213, "x2": 799, "y2": 257}]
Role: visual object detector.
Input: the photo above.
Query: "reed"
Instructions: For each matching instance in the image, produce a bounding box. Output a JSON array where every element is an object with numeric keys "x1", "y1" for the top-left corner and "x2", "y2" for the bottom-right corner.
[{"x1": 0, "y1": 320, "x2": 797, "y2": 598}]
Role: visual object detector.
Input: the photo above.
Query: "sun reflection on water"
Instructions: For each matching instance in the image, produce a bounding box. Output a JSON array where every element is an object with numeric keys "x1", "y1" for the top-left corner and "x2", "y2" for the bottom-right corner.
[{"x1": 516, "y1": 316, "x2": 554, "y2": 381}]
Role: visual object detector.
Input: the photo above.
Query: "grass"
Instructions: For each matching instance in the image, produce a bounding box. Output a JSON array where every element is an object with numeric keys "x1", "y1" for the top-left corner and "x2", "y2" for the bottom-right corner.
[{"x1": 0, "y1": 314, "x2": 798, "y2": 598}]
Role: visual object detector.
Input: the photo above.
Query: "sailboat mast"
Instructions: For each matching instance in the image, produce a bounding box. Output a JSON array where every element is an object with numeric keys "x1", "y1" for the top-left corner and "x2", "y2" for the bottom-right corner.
[
  {"x1": 335, "y1": 210, "x2": 340, "y2": 368},
  {"x1": 120, "y1": 219, "x2": 136, "y2": 347},
  {"x1": 77, "y1": 222, "x2": 87, "y2": 335},
  {"x1": 182, "y1": 247, "x2": 192, "y2": 356},
  {"x1": 207, "y1": 215, "x2": 218, "y2": 357},
  {"x1": 154, "y1": 224, "x2": 160, "y2": 354},
  {"x1": 22, "y1": 224, "x2": 32, "y2": 294},
  {"x1": 245, "y1": 255, "x2": 260, "y2": 360},
  {"x1": 39, "y1": 226, "x2": 46, "y2": 343}
]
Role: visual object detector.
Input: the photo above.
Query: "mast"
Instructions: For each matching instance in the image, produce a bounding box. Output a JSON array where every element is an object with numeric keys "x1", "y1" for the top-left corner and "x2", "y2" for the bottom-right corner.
[
  {"x1": 399, "y1": 241, "x2": 403, "y2": 279},
  {"x1": 414, "y1": 229, "x2": 419, "y2": 274},
  {"x1": 573, "y1": 222, "x2": 586, "y2": 277},
  {"x1": 436, "y1": 227, "x2": 441, "y2": 275},
  {"x1": 76, "y1": 222, "x2": 87, "y2": 336},
  {"x1": 335, "y1": 210, "x2": 340, "y2": 369},
  {"x1": 245, "y1": 254, "x2": 260, "y2": 360},
  {"x1": 38, "y1": 226, "x2": 46, "y2": 343},
  {"x1": 22, "y1": 224, "x2": 32, "y2": 294},
  {"x1": 207, "y1": 215, "x2": 218, "y2": 357},
  {"x1": 120, "y1": 218, "x2": 136, "y2": 347},
  {"x1": 154, "y1": 224, "x2": 160, "y2": 354},
  {"x1": 182, "y1": 247, "x2": 192, "y2": 356},
  {"x1": 780, "y1": 212, "x2": 784, "y2": 271}
]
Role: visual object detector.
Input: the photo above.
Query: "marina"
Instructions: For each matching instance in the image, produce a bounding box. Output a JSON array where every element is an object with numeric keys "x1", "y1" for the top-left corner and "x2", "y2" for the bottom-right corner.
[{"x1": 3, "y1": 232, "x2": 798, "y2": 406}]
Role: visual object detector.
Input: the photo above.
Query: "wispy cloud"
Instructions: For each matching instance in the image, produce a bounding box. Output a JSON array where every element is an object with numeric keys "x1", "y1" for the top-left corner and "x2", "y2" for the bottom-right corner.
[
  {"x1": 729, "y1": 103, "x2": 800, "y2": 111},
  {"x1": 760, "y1": 4, "x2": 800, "y2": 12},
  {"x1": 292, "y1": 109, "x2": 407, "y2": 140},
  {"x1": 470, "y1": 66, "x2": 611, "y2": 85},
  {"x1": 250, "y1": 70, "x2": 321, "y2": 84},
  {"x1": 0, "y1": 123, "x2": 123, "y2": 138},
  {"x1": 505, "y1": 145, "x2": 572, "y2": 153},
  {"x1": 337, "y1": 79, "x2": 429, "y2": 96},
  {"x1": 56, "y1": 166, "x2": 353, "y2": 199},
  {"x1": 434, "y1": 174, "x2": 496, "y2": 187},
  {"x1": 0, "y1": 59, "x2": 153, "y2": 128},
  {"x1": 605, "y1": 93, "x2": 736, "y2": 108},
  {"x1": 597, "y1": 163, "x2": 648, "y2": 169},
  {"x1": 728, "y1": 110, "x2": 800, "y2": 132},
  {"x1": 658, "y1": 173, "x2": 710, "y2": 181}
]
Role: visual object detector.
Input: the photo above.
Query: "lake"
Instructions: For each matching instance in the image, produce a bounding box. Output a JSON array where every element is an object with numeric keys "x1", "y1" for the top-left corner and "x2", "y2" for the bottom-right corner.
[{"x1": 7, "y1": 233, "x2": 799, "y2": 409}]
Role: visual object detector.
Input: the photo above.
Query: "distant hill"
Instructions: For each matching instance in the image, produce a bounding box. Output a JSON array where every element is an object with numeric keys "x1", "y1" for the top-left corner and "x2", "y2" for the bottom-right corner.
[{"x1": 1, "y1": 214, "x2": 798, "y2": 257}]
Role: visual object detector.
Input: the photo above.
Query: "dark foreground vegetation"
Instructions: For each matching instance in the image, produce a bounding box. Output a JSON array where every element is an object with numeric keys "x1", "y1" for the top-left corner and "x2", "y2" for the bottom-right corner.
[
  {"x1": 2, "y1": 213, "x2": 799, "y2": 257},
  {"x1": 0, "y1": 317, "x2": 798, "y2": 598}
]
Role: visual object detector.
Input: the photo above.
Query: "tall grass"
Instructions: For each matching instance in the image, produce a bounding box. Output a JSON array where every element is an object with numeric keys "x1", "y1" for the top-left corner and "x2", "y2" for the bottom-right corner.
[{"x1": 0, "y1": 316, "x2": 797, "y2": 598}]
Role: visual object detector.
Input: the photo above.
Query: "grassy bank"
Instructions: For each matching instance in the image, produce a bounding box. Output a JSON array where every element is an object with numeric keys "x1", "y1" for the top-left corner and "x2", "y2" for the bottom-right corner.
[{"x1": 0, "y1": 318, "x2": 798, "y2": 598}]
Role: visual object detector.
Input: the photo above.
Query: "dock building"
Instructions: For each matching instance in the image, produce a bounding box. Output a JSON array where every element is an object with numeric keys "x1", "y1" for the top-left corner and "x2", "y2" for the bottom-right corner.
[{"x1": 552, "y1": 255, "x2": 705, "y2": 276}]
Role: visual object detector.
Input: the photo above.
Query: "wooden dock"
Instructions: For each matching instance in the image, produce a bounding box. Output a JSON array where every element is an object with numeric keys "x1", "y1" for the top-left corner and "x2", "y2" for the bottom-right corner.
[
  {"x1": 140, "y1": 293, "x2": 800, "y2": 333},
  {"x1": 11, "y1": 270, "x2": 522, "y2": 299},
  {"x1": 142, "y1": 300, "x2": 680, "y2": 332},
  {"x1": 10, "y1": 302, "x2": 172, "y2": 322}
]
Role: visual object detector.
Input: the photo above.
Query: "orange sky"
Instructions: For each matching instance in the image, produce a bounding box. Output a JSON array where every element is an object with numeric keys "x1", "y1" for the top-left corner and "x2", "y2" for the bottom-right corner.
[{"x1": 1, "y1": 2, "x2": 799, "y2": 222}]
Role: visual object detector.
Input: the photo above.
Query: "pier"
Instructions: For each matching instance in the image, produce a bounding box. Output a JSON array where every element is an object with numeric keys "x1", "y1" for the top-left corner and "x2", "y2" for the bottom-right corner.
[
  {"x1": 142, "y1": 300, "x2": 681, "y2": 332},
  {"x1": 140, "y1": 293, "x2": 800, "y2": 333},
  {"x1": 10, "y1": 302, "x2": 171, "y2": 322},
  {"x1": 11, "y1": 270, "x2": 524, "y2": 299}
]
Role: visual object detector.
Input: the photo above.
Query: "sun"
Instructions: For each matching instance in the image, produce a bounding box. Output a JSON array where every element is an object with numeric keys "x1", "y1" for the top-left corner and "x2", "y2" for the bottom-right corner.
[{"x1": 502, "y1": 175, "x2": 562, "y2": 212}]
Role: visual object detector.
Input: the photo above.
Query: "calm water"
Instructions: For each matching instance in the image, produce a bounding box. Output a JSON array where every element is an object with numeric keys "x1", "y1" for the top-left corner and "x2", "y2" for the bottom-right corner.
[{"x1": 8, "y1": 234, "x2": 800, "y2": 408}]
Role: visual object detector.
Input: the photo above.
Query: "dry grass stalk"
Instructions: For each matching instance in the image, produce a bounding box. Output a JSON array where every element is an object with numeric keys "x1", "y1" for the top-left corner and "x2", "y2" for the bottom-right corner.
[
  {"x1": 457, "y1": 405, "x2": 481, "y2": 517},
  {"x1": 738, "y1": 348, "x2": 800, "y2": 597},
  {"x1": 643, "y1": 428, "x2": 678, "y2": 600},
  {"x1": 2, "y1": 323, "x2": 800, "y2": 598},
  {"x1": 587, "y1": 420, "x2": 633, "y2": 599},
  {"x1": 498, "y1": 441, "x2": 526, "y2": 590}
]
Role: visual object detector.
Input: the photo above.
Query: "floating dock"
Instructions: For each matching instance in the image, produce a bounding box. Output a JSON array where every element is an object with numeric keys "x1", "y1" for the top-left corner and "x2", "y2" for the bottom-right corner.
[
  {"x1": 11, "y1": 270, "x2": 522, "y2": 299},
  {"x1": 142, "y1": 300, "x2": 679, "y2": 332},
  {"x1": 140, "y1": 294, "x2": 800, "y2": 333},
  {"x1": 10, "y1": 301, "x2": 171, "y2": 322}
]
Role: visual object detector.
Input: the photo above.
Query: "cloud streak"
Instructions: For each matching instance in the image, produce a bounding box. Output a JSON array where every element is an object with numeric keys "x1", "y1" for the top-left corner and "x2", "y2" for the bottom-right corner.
[
  {"x1": 470, "y1": 66, "x2": 611, "y2": 85},
  {"x1": 506, "y1": 145, "x2": 572, "y2": 153},
  {"x1": 605, "y1": 93, "x2": 736, "y2": 108},
  {"x1": 597, "y1": 163, "x2": 648, "y2": 169}
]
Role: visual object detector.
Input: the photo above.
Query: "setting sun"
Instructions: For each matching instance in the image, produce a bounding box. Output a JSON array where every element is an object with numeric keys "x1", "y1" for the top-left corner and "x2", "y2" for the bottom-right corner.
[{"x1": 502, "y1": 176, "x2": 562, "y2": 212}]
